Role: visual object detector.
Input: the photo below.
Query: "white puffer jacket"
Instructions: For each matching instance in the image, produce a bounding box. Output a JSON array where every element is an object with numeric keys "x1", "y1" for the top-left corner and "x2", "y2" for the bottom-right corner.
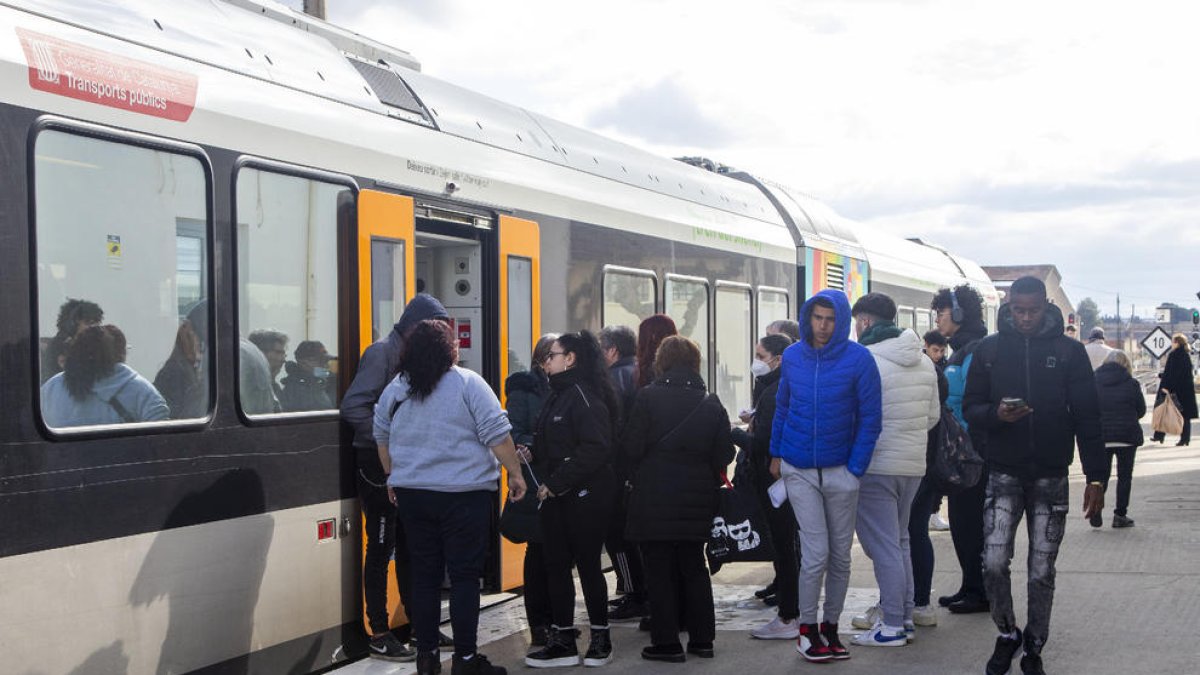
[{"x1": 864, "y1": 329, "x2": 940, "y2": 476}]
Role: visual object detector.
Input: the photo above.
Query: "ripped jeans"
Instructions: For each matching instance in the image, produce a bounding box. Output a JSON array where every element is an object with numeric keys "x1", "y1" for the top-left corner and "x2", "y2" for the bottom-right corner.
[{"x1": 982, "y1": 471, "x2": 1069, "y2": 657}]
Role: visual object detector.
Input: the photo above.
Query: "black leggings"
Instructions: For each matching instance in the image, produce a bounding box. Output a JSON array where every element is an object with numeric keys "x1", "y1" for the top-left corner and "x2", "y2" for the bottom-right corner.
[
  {"x1": 1097, "y1": 446, "x2": 1138, "y2": 516},
  {"x1": 359, "y1": 469, "x2": 410, "y2": 635},
  {"x1": 947, "y1": 465, "x2": 987, "y2": 599},
  {"x1": 540, "y1": 475, "x2": 614, "y2": 628}
]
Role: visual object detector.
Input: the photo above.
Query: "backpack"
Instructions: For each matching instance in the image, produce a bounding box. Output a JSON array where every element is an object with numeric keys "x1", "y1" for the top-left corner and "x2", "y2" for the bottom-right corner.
[{"x1": 931, "y1": 406, "x2": 984, "y2": 495}]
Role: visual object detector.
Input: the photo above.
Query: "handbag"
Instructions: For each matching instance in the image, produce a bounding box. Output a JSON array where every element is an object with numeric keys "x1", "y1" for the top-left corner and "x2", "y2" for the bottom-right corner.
[
  {"x1": 1152, "y1": 390, "x2": 1185, "y2": 437},
  {"x1": 931, "y1": 408, "x2": 985, "y2": 495},
  {"x1": 706, "y1": 474, "x2": 775, "y2": 574},
  {"x1": 499, "y1": 455, "x2": 543, "y2": 544}
]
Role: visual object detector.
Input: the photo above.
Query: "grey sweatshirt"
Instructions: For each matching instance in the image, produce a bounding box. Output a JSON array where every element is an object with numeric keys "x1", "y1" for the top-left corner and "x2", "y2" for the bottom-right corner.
[{"x1": 373, "y1": 366, "x2": 512, "y2": 492}]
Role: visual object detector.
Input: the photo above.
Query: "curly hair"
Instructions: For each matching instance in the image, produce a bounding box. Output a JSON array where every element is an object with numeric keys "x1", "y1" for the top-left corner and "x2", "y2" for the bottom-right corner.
[
  {"x1": 557, "y1": 330, "x2": 621, "y2": 430},
  {"x1": 635, "y1": 314, "x2": 678, "y2": 388},
  {"x1": 63, "y1": 324, "x2": 126, "y2": 401},
  {"x1": 931, "y1": 284, "x2": 984, "y2": 326},
  {"x1": 399, "y1": 319, "x2": 457, "y2": 401},
  {"x1": 54, "y1": 298, "x2": 103, "y2": 339}
]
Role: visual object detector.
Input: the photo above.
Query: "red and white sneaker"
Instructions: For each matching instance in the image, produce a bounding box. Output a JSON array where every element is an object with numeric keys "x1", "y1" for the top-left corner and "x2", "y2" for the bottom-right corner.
[
  {"x1": 796, "y1": 623, "x2": 833, "y2": 662},
  {"x1": 820, "y1": 622, "x2": 851, "y2": 660}
]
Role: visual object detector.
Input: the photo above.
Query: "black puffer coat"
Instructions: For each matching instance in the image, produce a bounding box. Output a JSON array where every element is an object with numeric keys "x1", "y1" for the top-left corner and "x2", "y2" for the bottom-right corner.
[
  {"x1": 532, "y1": 367, "x2": 615, "y2": 497},
  {"x1": 1160, "y1": 346, "x2": 1198, "y2": 420},
  {"x1": 1095, "y1": 362, "x2": 1146, "y2": 447},
  {"x1": 963, "y1": 302, "x2": 1105, "y2": 483},
  {"x1": 623, "y1": 368, "x2": 735, "y2": 542}
]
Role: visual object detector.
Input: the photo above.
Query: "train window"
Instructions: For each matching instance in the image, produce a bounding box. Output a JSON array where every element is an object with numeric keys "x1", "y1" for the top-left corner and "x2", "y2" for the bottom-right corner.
[
  {"x1": 34, "y1": 129, "x2": 210, "y2": 431},
  {"x1": 716, "y1": 284, "x2": 753, "y2": 411},
  {"x1": 757, "y1": 287, "x2": 790, "y2": 337},
  {"x1": 507, "y1": 256, "x2": 534, "y2": 374},
  {"x1": 666, "y1": 275, "x2": 709, "y2": 383},
  {"x1": 896, "y1": 306, "x2": 916, "y2": 331},
  {"x1": 236, "y1": 167, "x2": 351, "y2": 417},
  {"x1": 602, "y1": 267, "x2": 657, "y2": 329},
  {"x1": 371, "y1": 238, "x2": 406, "y2": 343},
  {"x1": 915, "y1": 308, "x2": 932, "y2": 337}
]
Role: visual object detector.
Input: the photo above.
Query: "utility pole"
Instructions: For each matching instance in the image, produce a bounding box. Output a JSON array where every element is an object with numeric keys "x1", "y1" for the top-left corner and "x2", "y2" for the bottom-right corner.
[
  {"x1": 303, "y1": 0, "x2": 326, "y2": 19},
  {"x1": 1116, "y1": 293, "x2": 1121, "y2": 345}
]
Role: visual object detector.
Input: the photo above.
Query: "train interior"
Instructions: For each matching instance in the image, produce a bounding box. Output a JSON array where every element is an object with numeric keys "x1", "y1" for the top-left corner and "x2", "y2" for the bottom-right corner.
[{"x1": 414, "y1": 229, "x2": 485, "y2": 375}]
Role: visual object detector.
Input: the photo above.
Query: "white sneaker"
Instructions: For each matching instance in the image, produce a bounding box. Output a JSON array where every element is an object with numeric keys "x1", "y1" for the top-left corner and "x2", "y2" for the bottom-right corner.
[
  {"x1": 912, "y1": 604, "x2": 938, "y2": 627},
  {"x1": 903, "y1": 621, "x2": 916, "y2": 641},
  {"x1": 850, "y1": 604, "x2": 882, "y2": 630},
  {"x1": 751, "y1": 615, "x2": 800, "y2": 640},
  {"x1": 929, "y1": 513, "x2": 950, "y2": 531},
  {"x1": 851, "y1": 622, "x2": 909, "y2": 648}
]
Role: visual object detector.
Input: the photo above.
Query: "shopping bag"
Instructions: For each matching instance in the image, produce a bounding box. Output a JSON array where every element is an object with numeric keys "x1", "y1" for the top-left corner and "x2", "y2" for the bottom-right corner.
[
  {"x1": 706, "y1": 475, "x2": 775, "y2": 574},
  {"x1": 1152, "y1": 390, "x2": 1185, "y2": 437}
]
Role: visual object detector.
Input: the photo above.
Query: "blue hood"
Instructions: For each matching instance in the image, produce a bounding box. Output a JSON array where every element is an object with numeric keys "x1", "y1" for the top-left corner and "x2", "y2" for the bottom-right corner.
[{"x1": 798, "y1": 289, "x2": 853, "y2": 358}]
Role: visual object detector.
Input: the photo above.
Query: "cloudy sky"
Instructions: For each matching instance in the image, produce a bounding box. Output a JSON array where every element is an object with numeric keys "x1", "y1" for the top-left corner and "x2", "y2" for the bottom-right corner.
[{"x1": 285, "y1": 0, "x2": 1199, "y2": 319}]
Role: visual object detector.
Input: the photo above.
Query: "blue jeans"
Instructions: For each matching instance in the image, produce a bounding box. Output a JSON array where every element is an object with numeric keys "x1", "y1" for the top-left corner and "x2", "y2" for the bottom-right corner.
[
  {"x1": 982, "y1": 472, "x2": 1069, "y2": 656},
  {"x1": 394, "y1": 488, "x2": 493, "y2": 655}
]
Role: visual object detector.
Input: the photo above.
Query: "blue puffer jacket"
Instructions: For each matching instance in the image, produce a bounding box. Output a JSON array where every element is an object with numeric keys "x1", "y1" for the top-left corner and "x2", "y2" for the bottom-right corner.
[{"x1": 769, "y1": 290, "x2": 882, "y2": 476}]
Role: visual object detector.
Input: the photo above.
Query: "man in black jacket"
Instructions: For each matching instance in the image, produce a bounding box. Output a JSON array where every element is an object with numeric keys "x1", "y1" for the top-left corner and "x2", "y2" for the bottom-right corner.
[
  {"x1": 963, "y1": 277, "x2": 1105, "y2": 675},
  {"x1": 340, "y1": 294, "x2": 450, "y2": 661}
]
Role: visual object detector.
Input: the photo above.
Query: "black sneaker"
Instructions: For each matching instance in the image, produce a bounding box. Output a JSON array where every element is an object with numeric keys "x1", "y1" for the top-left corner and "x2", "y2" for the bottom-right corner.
[
  {"x1": 686, "y1": 641, "x2": 714, "y2": 659},
  {"x1": 937, "y1": 590, "x2": 966, "y2": 607},
  {"x1": 948, "y1": 595, "x2": 990, "y2": 614},
  {"x1": 452, "y1": 653, "x2": 506, "y2": 675},
  {"x1": 754, "y1": 582, "x2": 778, "y2": 599},
  {"x1": 641, "y1": 644, "x2": 685, "y2": 663},
  {"x1": 369, "y1": 632, "x2": 417, "y2": 662},
  {"x1": 986, "y1": 629, "x2": 1023, "y2": 675},
  {"x1": 819, "y1": 622, "x2": 850, "y2": 660},
  {"x1": 1112, "y1": 514, "x2": 1135, "y2": 528},
  {"x1": 1019, "y1": 653, "x2": 1045, "y2": 675},
  {"x1": 525, "y1": 627, "x2": 581, "y2": 668},
  {"x1": 417, "y1": 650, "x2": 442, "y2": 675},
  {"x1": 583, "y1": 627, "x2": 612, "y2": 667},
  {"x1": 762, "y1": 595, "x2": 779, "y2": 607},
  {"x1": 529, "y1": 625, "x2": 549, "y2": 649},
  {"x1": 1089, "y1": 512, "x2": 1103, "y2": 528},
  {"x1": 608, "y1": 597, "x2": 647, "y2": 623}
]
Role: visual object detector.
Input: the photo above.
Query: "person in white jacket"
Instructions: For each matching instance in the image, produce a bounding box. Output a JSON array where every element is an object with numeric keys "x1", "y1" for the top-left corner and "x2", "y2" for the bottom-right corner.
[{"x1": 848, "y1": 293, "x2": 940, "y2": 647}]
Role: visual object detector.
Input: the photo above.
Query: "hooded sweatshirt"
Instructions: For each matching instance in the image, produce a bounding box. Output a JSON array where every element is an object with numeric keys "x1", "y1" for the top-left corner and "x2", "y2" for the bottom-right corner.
[
  {"x1": 863, "y1": 328, "x2": 940, "y2": 476},
  {"x1": 341, "y1": 294, "x2": 450, "y2": 473},
  {"x1": 769, "y1": 290, "x2": 882, "y2": 476},
  {"x1": 962, "y1": 302, "x2": 1105, "y2": 482},
  {"x1": 42, "y1": 363, "x2": 169, "y2": 427}
]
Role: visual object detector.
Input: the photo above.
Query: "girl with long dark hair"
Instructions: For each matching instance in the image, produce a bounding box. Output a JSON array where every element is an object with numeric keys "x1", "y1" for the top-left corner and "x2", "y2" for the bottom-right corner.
[
  {"x1": 41, "y1": 324, "x2": 168, "y2": 427},
  {"x1": 373, "y1": 319, "x2": 526, "y2": 675},
  {"x1": 635, "y1": 314, "x2": 678, "y2": 389},
  {"x1": 525, "y1": 331, "x2": 619, "y2": 668}
]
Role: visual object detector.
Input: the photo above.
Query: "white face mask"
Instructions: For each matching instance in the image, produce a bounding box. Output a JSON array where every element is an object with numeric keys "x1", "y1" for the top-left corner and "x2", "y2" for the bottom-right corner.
[
  {"x1": 313, "y1": 367, "x2": 331, "y2": 379},
  {"x1": 750, "y1": 359, "x2": 771, "y2": 378}
]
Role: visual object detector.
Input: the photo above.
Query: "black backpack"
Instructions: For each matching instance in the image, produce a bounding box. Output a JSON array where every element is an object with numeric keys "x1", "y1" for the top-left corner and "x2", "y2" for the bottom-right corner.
[{"x1": 931, "y1": 407, "x2": 984, "y2": 495}]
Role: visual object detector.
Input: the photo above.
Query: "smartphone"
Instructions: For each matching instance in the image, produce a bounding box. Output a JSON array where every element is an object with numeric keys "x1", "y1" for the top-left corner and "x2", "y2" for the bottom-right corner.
[{"x1": 1001, "y1": 397, "x2": 1028, "y2": 410}]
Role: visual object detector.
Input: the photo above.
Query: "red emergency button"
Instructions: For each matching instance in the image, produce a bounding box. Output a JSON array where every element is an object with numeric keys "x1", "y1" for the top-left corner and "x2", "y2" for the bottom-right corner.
[{"x1": 317, "y1": 518, "x2": 336, "y2": 541}]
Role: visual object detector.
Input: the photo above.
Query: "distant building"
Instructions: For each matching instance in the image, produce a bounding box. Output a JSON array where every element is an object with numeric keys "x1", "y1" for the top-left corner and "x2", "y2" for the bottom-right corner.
[{"x1": 981, "y1": 264, "x2": 1075, "y2": 319}]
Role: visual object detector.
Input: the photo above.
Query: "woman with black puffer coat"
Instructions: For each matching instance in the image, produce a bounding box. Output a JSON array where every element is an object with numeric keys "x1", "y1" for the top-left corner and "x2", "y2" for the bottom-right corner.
[
  {"x1": 1152, "y1": 334, "x2": 1197, "y2": 446},
  {"x1": 1090, "y1": 350, "x2": 1147, "y2": 528},
  {"x1": 624, "y1": 336, "x2": 735, "y2": 663},
  {"x1": 525, "y1": 331, "x2": 620, "y2": 670}
]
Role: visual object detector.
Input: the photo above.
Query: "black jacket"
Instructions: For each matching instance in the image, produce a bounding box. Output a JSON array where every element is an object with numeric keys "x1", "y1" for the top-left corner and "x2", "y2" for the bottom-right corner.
[
  {"x1": 279, "y1": 361, "x2": 335, "y2": 412},
  {"x1": 1095, "y1": 362, "x2": 1146, "y2": 447},
  {"x1": 340, "y1": 294, "x2": 449, "y2": 475},
  {"x1": 1160, "y1": 346, "x2": 1198, "y2": 419},
  {"x1": 608, "y1": 355, "x2": 637, "y2": 423},
  {"x1": 532, "y1": 367, "x2": 615, "y2": 497},
  {"x1": 153, "y1": 354, "x2": 205, "y2": 420},
  {"x1": 963, "y1": 302, "x2": 1105, "y2": 482},
  {"x1": 748, "y1": 367, "x2": 782, "y2": 487},
  {"x1": 505, "y1": 369, "x2": 549, "y2": 447},
  {"x1": 623, "y1": 368, "x2": 735, "y2": 542}
]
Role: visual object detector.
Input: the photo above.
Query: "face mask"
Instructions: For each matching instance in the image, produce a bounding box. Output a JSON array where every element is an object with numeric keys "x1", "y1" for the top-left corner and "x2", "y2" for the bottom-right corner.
[
  {"x1": 313, "y1": 367, "x2": 330, "y2": 379},
  {"x1": 750, "y1": 359, "x2": 771, "y2": 378}
]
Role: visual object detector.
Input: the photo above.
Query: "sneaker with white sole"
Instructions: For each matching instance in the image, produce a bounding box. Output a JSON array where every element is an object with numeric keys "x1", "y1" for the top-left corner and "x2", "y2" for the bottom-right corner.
[
  {"x1": 903, "y1": 621, "x2": 916, "y2": 641},
  {"x1": 850, "y1": 604, "x2": 882, "y2": 631},
  {"x1": 912, "y1": 604, "x2": 938, "y2": 627},
  {"x1": 850, "y1": 622, "x2": 909, "y2": 648},
  {"x1": 751, "y1": 616, "x2": 800, "y2": 640},
  {"x1": 795, "y1": 623, "x2": 833, "y2": 662},
  {"x1": 929, "y1": 513, "x2": 950, "y2": 531},
  {"x1": 369, "y1": 633, "x2": 417, "y2": 662}
]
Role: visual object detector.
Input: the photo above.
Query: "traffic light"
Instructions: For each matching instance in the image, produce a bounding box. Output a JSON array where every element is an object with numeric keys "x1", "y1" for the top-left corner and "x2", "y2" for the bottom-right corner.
[{"x1": 1193, "y1": 309, "x2": 1199, "y2": 326}]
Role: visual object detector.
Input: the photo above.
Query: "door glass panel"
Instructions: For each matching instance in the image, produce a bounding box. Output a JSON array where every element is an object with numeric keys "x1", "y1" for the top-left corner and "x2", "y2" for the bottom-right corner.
[
  {"x1": 371, "y1": 238, "x2": 406, "y2": 344},
  {"x1": 603, "y1": 269, "x2": 656, "y2": 328},
  {"x1": 757, "y1": 289, "x2": 789, "y2": 338},
  {"x1": 716, "y1": 286, "x2": 752, "y2": 412},
  {"x1": 666, "y1": 277, "x2": 709, "y2": 383},
  {"x1": 507, "y1": 257, "x2": 533, "y2": 375}
]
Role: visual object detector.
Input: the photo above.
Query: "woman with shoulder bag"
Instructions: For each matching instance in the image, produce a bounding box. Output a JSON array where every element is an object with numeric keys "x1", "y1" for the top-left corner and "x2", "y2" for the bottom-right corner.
[
  {"x1": 1091, "y1": 350, "x2": 1147, "y2": 528},
  {"x1": 623, "y1": 336, "x2": 735, "y2": 662},
  {"x1": 525, "y1": 331, "x2": 620, "y2": 669},
  {"x1": 1152, "y1": 334, "x2": 1197, "y2": 445}
]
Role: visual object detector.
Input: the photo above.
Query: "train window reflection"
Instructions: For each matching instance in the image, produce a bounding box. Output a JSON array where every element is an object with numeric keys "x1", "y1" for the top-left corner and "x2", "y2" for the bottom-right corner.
[
  {"x1": 34, "y1": 130, "x2": 210, "y2": 431},
  {"x1": 666, "y1": 275, "x2": 709, "y2": 384},
  {"x1": 602, "y1": 267, "x2": 657, "y2": 329},
  {"x1": 236, "y1": 167, "x2": 349, "y2": 416},
  {"x1": 757, "y1": 288, "x2": 789, "y2": 338},
  {"x1": 507, "y1": 256, "x2": 534, "y2": 376},
  {"x1": 716, "y1": 285, "x2": 752, "y2": 412}
]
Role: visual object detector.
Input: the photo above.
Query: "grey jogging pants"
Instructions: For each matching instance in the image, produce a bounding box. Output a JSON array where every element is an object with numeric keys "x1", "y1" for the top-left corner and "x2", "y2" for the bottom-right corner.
[{"x1": 781, "y1": 461, "x2": 860, "y2": 625}]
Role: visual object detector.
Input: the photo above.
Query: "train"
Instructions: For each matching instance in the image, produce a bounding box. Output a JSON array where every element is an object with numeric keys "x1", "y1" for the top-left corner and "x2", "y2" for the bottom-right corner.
[{"x1": 0, "y1": 0, "x2": 1000, "y2": 673}]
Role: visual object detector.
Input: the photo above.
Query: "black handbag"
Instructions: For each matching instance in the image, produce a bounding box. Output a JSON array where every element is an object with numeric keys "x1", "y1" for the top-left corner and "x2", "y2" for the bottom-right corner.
[
  {"x1": 706, "y1": 474, "x2": 776, "y2": 574},
  {"x1": 499, "y1": 461, "x2": 543, "y2": 545}
]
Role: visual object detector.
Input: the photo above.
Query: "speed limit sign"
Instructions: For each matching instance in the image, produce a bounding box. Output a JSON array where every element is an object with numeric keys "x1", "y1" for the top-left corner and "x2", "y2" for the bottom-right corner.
[{"x1": 1141, "y1": 326, "x2": 1172, "y2": 359}]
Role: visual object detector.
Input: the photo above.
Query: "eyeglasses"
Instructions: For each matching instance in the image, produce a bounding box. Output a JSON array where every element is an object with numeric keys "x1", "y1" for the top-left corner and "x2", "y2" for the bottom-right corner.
[{"x1": 542, "y1": 351, "x2": 566, "y2": 363}]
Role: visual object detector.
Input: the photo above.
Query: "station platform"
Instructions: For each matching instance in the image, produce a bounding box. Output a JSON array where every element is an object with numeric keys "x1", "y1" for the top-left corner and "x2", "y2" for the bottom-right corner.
[{"x1": 333, "y1": 436, "x2": 1200, "y2": 675}]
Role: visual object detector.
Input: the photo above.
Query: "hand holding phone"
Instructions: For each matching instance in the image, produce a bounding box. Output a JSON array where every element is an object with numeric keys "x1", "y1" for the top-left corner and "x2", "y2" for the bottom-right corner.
[{"x1": 998, "y1": 397, "x2": 1032, "y2": 422}]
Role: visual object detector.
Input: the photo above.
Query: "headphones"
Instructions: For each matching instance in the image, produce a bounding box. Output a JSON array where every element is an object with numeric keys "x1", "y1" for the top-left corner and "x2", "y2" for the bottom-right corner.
[{"x1": 950, "y1": 288, "x2": 964, "y2": 324}]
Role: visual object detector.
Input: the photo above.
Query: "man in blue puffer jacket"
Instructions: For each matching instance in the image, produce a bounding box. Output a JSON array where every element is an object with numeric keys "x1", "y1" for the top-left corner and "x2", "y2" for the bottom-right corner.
[{"x1": 769, "y1": 289, "x2": 883, "y2": 663}]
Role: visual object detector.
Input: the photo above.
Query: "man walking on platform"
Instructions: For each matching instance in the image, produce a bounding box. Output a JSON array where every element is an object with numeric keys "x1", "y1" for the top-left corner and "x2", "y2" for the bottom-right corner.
[
  {"x1": 964, "y1": 276, "x2": 1106, "y2": 675},
  {"x1": 770, "y1": 289, "x2": 882, "y2": 663}
]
